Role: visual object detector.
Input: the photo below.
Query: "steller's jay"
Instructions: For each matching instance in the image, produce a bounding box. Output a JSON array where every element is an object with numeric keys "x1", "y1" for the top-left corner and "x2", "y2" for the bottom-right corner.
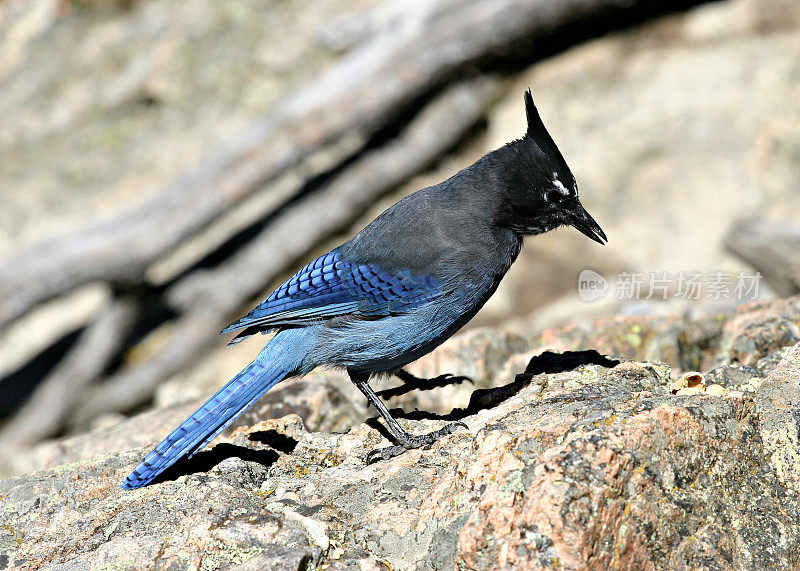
[{"x1": 121, "y1": 90, "x2": 606, "y2": 489}]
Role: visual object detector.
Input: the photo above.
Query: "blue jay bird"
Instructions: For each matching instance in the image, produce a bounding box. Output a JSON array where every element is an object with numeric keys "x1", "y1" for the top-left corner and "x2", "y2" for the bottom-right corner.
[{"x1": 122, "y1": 90, "x2": 606, "y2": 489}]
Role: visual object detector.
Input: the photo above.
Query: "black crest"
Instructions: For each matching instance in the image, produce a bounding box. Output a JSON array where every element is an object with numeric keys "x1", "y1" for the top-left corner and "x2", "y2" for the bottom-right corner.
[{"x1": 523, "y1": 89, "x2": 570, "y2": 173}]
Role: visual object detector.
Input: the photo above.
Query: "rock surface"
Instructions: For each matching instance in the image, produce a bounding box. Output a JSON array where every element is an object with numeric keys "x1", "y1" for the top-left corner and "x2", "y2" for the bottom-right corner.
[
  {"x1": 2, "y1": 296, "x2": 800, "y2": 569},
  {"x1": 3, "y1": 0, "x2": 800, "y2": 567}
]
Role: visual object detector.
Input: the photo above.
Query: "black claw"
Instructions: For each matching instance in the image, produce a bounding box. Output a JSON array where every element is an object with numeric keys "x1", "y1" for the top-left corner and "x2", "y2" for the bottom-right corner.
[
  {"x1": 364, "y1": 422, "x2": 469, "y2": 464},
  {"x1": 366, "y1": 445, "x2": 406, "y2": 464}
]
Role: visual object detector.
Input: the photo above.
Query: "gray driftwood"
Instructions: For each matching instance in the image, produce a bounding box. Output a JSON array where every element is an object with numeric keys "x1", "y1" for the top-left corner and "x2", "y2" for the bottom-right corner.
[{"x1": 724, "y1": 218, "x2": 800, "y2": 297}]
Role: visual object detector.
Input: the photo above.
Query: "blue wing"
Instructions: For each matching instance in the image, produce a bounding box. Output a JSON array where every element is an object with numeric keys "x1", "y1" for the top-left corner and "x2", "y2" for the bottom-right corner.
[{"x1": 221, "y1": 250, "x2": 441, "y2": 342}]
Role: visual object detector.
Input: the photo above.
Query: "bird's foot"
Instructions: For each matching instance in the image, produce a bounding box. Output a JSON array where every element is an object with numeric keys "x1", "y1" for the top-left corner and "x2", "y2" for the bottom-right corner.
[{"x1": 365, "y1": 421, "x2": 468, "y2": 464}]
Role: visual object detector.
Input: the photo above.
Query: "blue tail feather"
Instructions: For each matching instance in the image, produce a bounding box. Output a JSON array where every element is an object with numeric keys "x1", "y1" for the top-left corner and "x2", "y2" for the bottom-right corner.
[{"x1": 121, "y1": 332, "x2": 305, "y2": 489}]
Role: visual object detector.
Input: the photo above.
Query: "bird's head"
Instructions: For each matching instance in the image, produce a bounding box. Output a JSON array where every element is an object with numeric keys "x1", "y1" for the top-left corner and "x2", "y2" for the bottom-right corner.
[{"x1": 497, "y1": 89, "x2": 606, "y2": 245}]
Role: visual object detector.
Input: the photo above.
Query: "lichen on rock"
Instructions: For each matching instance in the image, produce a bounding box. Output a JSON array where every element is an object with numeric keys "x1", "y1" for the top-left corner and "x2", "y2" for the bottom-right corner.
[{"x1": 1, "y1": 296, "x2": 800, "y2": 569}]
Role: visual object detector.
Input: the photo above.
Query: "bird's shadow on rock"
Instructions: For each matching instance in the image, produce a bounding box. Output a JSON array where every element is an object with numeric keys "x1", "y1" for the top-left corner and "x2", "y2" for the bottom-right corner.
[
  {"x1": 148, "y1": 442, "x2": 281, "y2": 487},
  {"x1": 150, "y1": 351, "x2": 618, "y2": 482},
  {"x1": 374, "y1": 350, "x2": 619, "y2": 429},
  {"x1": 247, "y1": 429, "x2": 299, "y2": 454}
]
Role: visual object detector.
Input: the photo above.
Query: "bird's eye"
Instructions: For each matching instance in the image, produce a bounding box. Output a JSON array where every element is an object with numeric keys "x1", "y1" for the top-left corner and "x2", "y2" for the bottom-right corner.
[{"x1": 545, "y1": 189, "x2": 564, "y2": 203}]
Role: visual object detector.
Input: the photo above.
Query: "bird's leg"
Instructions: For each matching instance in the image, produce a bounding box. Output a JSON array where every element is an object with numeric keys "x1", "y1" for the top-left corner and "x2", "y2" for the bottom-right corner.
[{"x1": 349, "y1": 372, "x2": 467, "y2": 463}]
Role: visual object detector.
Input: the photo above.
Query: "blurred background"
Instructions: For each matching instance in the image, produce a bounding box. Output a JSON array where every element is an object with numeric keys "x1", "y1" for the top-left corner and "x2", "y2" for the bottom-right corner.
[{"x1": 1, "y1": 0, "x2": 798, "y2": 474}]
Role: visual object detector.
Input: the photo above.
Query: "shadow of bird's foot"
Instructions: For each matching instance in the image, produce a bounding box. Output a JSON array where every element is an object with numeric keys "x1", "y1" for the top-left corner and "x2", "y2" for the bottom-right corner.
[
  {"x1": 365, "y1": 421, "x2": 468, "y2": 464},
  {"x1": 428, "y1": 373, "x2": 472, "y2": 386},
  {"x1": 378, "y1": 370, "x2": 474, "y2": 400},
  {"x1": 394, "y1": 369, "x2": 473, "y2": 387}
]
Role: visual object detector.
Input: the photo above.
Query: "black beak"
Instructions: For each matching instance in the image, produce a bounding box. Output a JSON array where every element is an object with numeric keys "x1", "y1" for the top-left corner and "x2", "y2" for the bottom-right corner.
[{"x1": 564, "y1": 201, "x2": 607, "y2": 245}]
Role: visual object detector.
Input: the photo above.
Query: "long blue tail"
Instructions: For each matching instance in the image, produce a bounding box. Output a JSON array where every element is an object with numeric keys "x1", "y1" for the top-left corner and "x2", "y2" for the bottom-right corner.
[{"x1": 121, "y1": 331, "x2": 306, "y2": 489}]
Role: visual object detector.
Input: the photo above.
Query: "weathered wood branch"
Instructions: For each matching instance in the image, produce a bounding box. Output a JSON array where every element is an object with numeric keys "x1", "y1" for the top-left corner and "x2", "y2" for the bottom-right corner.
[
  {"x1": 0, "y1": 294, "x2": 140, "y2": 447},
  {"x1": 724, "y1": 218, "x2": 800, "y2": 297}
]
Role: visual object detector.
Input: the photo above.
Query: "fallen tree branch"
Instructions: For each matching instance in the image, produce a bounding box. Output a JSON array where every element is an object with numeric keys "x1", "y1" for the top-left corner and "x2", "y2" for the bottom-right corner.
[
  {"x1": 724, "y1": 218, "x2": 800, "y2": 297},
  {"x1": 0, "y1": 294, "x2": 139, "y2": 447}
]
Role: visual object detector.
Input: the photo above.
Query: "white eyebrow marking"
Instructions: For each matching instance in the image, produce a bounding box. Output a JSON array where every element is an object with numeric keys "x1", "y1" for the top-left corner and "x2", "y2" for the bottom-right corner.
[{"x1": 552, "y1": 172, "x2": 571, "y2": 196}]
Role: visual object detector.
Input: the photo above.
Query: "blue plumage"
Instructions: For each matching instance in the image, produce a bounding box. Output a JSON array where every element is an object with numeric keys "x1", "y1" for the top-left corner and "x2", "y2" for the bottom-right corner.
[
  {"x1": 122, "y1": 90, "x2": 606, "y2": 488},
  {"x1": 221, "y1": 250, "x2": 441, "y2": 343},
  {"x1": 121, "y1": 360, "x2": 279, "y2": 489},
  {"x1": 122, "y1": 328, "x2": 312, "y2": 489}
]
